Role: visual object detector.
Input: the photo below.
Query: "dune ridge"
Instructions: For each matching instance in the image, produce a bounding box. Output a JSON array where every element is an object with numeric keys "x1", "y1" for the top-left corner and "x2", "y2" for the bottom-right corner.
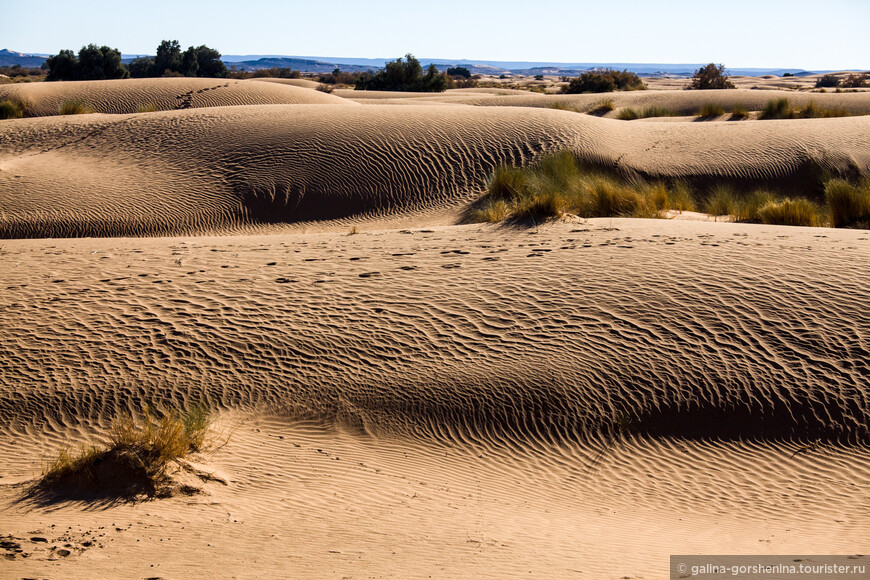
[
  {"x1": 2, "y1": 104, "x2": 869, "y2": 238},
  {"x1": 1, "y1": 222, "x2": 867, "y2": 446},
  {"x1": 0, "y1": 77, "x2": 349, "y2": 117}
]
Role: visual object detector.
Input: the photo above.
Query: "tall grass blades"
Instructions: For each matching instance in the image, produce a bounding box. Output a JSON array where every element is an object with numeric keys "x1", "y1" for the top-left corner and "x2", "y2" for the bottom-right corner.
[
  {"x1": 0, "y1": 98, "x2": 26, "y2": 119},
  {"x1": 826, "y1": 179, "x2": 870, "y2": 227},
  {"x1": 58, "y1": 99, "x2": 95, "y2": 115},
  {"x1": 758, "y1": 198, "x2": 823, "y2": 227}
]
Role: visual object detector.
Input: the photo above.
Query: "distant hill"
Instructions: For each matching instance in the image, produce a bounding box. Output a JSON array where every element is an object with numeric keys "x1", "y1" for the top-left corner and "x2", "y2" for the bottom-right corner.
[
  {"x1": 0, "y1": 49, "x2": 47, "y2": 67},
  {"x1": 4, "y1": 48, "x2": 861, "y2": 78}
]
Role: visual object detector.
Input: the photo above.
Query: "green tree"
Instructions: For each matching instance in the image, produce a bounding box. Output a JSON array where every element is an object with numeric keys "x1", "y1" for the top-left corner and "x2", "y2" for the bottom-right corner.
[
  {"x1": 128, "y1": 57, "x2": 155, "y2": 78},
  {"x1": 193, "y1": 45, "x2": 227, "y2": 78},
  {"x1": 181, "y1": 46, "x2": 199, "y2": 77},
  {"x1": 687, "y1": 63, "x2": 735, "y2": 90},
  {"x1": 77, "y1": 44, "x2": 128, "y2": 80},
  {"x1": 447, "y1": 66, "x2": 471, "y2": 78},
  {"x1": 154, "y1": 40, "x2": 182, "y2": 76},
  {"x1": 44, "y1": 49, "x2": 79, "y2": 81}
]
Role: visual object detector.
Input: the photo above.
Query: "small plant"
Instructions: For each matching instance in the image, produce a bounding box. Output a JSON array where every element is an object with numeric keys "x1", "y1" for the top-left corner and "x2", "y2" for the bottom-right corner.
[
  {"x1": 729, "y1": 104, "x2": 749, "y2": 120},
  {"x1": 732, "y1": 190, "x2": 775, "y2": 222},
  {"x1": 759, "y1": 98, "x2": 791, "y2": 119},
  {"x1": 587, "y1": 98, "x2": 615, "y2": 115},
  {"x1": 37, "y1": 405, "x2": 213, "y2": 497},
  {"x1": 0, "y1": 98, "x2": 26, "y2": 119},
  {"x1": 617, "y1": 107, "x2": 639, "y2": 120},
  {"x1": 697, "y1": 102, "x2": 726, "y2": 118},
  {"x1": 815, "y1": 74, "x2": 840, "y2": 88},
  {"x1": 705, "y1": 185, "x2": 737, "y2": 217},
  {"x1": 547, "y1": 102, "x2": 582, "y2": 113},
  {"x1": 316, "y1": 83, "x2": 334, "y2": 94},
  {"x1": 617, "y1": 106, "x2": 677, "y2": 120},
  {"x1": 465, "y1": 199, "x2": 510, "y2": 223},
  {"x1": 758, "y1": 198, "x2": 822, "y2": 227},
  {"x1": 760, "y1": 98, "x2": 851, "y2": 120},
  {"x1": 825, "y1": 178, "x2": 870, "y2": 227},
  {"x1": 58, "y1": 99, "x2": 95, "y2": 115},
  {"x1": 687, "y1": 63, "x2": 735, "y2": 90},
  {"x1": 135, "y1": 103, "x2": 159, "y2": 113}
]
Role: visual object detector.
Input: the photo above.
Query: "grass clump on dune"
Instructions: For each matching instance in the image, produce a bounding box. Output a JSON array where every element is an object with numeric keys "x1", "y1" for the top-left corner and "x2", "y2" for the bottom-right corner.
[
  {"x1": 825, "y1": 178, "x2": 870, "y2": 227},
  {"x1": 135, "y1": 103, "x2": 160, "y2": 113},
  {"x1": 37, "y1": 404, "x2": 213, "y2": 497},
  {"x1": 0, "y1": 98, "x2": 27, "y2": 119},
  {"x1": 58, "y1": 99, "x2": 95, "y2": 115},
  {"x1": 697, "y1": 102, "x2": 726, "y2": 118},
  {"x1": 758, "y1": 198, "x2": 823, "y2": 227},
  {"x1": 587, "y1": 98, "x2": 615, "y2": 115},
  {"x1": 466, "y1": 151, "x2": 691, "y2": 222},
  {"x1": 759, "y1": 98, "x2": 851, "y2": 120},
  {"x1": 729, "y1": 104, "x2": 749, "y2": 120},
  {"x1": 617, "y1": 106, "x2": 678, "y2": 120}
]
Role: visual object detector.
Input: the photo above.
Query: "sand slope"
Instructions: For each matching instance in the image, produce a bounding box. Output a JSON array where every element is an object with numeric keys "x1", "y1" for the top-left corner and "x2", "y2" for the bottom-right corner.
[
  {"x1": 0, "y1": 77, "x2": 349, "y2": 116},
  {"x1": 0, "y1": 220, "x2": 868, "y2": 578},
  {"x1": 2, "y1": 104, "x2": 869, "y2": 238}
]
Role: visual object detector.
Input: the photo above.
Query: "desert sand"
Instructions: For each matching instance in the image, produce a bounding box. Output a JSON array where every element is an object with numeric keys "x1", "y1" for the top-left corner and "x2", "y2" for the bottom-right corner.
[{"x1": 1, "y1": 78, "x2": 868, "y2": 579}]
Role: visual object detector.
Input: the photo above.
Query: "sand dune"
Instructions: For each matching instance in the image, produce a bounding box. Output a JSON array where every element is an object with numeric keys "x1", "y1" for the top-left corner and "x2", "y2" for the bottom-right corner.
[
  {"x1": 0, "y1": 77, "x2": 349, "y2": 116},
  {"x1": 1, "y1": 77, "x2": 869, "y2": 579},
  {"x1": 1, "y1": 220, "x2": 868, "y2": 578},
  {"x1": 2, "y1": 103, "x2": 869, "y2": 238}
]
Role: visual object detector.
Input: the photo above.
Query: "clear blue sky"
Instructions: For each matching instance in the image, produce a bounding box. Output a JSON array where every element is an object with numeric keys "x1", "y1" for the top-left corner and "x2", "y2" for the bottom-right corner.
[{"x1": 2, "y1": 0, "x2": 868, "y2": 69}]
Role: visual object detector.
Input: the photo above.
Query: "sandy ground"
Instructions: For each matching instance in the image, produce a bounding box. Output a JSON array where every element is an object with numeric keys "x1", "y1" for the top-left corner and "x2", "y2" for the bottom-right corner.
[{"x1": 1, "y1": 77, "x2": 869, "y2": 579}]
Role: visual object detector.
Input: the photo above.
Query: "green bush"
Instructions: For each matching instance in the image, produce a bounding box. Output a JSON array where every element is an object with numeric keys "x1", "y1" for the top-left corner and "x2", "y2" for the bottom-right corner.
[
  {"x1": 760, "y1": 98, "x2": 851, "y2": 120},
  {"x1": 687, "y1": 63, "x2": 735, "y2": 90},
  {"x1": 825, "y1": 178, "x2": 870, "y2": 227},
  {"x1": 733, "y1": 190, "x2": 775, "y2": 222},
  {"x1": 815, "y1": 74, "x2": 840, "y2": 88},
  {"x1": 617, "y1": 106, "x2": 677, "y2": 120},
  {"x1": 758, "y1": 198, "x2": 822, "y2": 227},
  {"x1": 45, "y1": 45, "x2": 128, "y2": 81},
  {"x1": 562, "y1": 69, "x2": 645, "y2": 94},
  {"x1": 355, "y1": 54, "x2": 448, "y2": 92}
]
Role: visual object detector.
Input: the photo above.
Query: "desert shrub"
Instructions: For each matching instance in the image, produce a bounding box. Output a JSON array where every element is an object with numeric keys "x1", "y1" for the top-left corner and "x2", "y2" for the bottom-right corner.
[
  {"x1": 617, "y1": 107, "x2": 639, "y2": 120},
  {"x1": 729, "y1": 104, "x2": 749, "y2": 120},
  {"x1": 466, "y1": 198, "x2": 509, "y2": 222},
  {"x1": 759, "y1": 98, "x2": 791, "y2": 119},
  {"x1": 0, "y1": 98, "x2": 26, "y2": 119},
  {"x1": 840, "y1": 73, "x2": 868, "y2": 88},
  {"x1": 758, "y1": 198, "x2": 822, "y2": 226},
  {"x1": 825, "y1": 178, "x2": 870, "y2": 227},
  {"x1": 316, "y1": 83, "x2": 334, "y2": 93},
  {"x1": 487, "y1": 165, "x2": 529, "y2": 200},
  {"x1": 562, "y1": 69, "x2": 645, "y2": 94},
  {"x1": 687, "y1": 63, "x2": 735, "y2": 90},
  {"x1": 39, "y1": 406, "x2": 213, "y2": 496},
  {"x1": 447, "y1": 66, "x2": 471, "y2": 78},
  {"x1": 698, "y1": 102, "x2": 726, "y2": 117},
  {"x1": 355, "y1": 54, "x2": 448, "y2": 92},
  {"x1": 318, "y1": 68, "x2": 363, "y2": 85},
  {"x1": 58, "y1": 99, "x2": 95, "y2": 115},
  {"x1": 705, "y1": 185, "x2": 737, "y2": 216},
  {"x1": 815, "y1": 74, "x2": 840, "y2": 88}
]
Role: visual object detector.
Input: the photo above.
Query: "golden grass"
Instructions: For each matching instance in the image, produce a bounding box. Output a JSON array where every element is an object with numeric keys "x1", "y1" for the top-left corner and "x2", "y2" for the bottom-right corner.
[
  {"x1": 697, "y1": 102, "x2": 726, "y2": 118},
  {"x1": 58, "y1": 99, "x2": 95, "y2": 115},
  {"x1": 0, "y1": 98, "x2": 27, "y2": 119},
  {"x1": 135, "y1": 103, "x2": 160, "y2": 113},
  {"x1": 758, "y1": 198, "x2": 823, "y2": 227},
  {"x1": 729, "y1": 104, "x2": 749, "y2": 120},
  {"x1": 825, "y1": 178, "x2": 870, "y2": 227},
  {"x1": 39, "y1": 405, "x2": 212, "y2": 496},
  {"x1": 617, "y1": 105, "x2": 678, "y2": 120}
]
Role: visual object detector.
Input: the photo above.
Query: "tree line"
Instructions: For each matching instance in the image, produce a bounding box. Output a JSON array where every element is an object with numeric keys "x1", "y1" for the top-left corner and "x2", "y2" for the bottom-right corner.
[{"x1": 44, "y1": 40, "x2": 227, "y2": 81}]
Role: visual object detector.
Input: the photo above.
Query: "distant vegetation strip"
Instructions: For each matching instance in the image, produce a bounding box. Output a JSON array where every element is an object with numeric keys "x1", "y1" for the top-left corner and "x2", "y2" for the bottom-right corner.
[{"x1": 465, "y1": 151, "x2": 870, "y2": 229}]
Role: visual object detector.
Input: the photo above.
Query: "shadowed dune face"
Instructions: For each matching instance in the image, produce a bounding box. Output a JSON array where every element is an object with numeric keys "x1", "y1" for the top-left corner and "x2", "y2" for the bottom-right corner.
[
  {"x1": 0, "y1": 222, "x2": 867, "y2": 444},
  {"x1": 0, "y1": 77, "x2": 350, "y2": 117},
  {"x1": 1, "y1": 104, "x2": 869, "y2": 238}
]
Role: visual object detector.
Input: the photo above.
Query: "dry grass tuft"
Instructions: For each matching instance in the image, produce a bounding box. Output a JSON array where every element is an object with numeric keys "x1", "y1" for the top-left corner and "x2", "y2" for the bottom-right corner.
[
  {"x1": 58, "y1": 99, "x2": 95, "y2": 115},
  {"x1": 135, "y1": 103, "x2": 160, "y2": 113},
  {"x1": 758, "y1": 198, "x2": 823, "y2": 227},
  {"x1": 697, "y1": 102, "x2": 726, "y2": 118},
  {"x1": 825, "y1": 178, "x2": 870, "y2": 227},
  {"x1": 38, "y1": 404, "x2": 213, "y2": 497},
  {"x1": 729, "y1": 104, "x2": 749, "y2": 120},
  {"x1": 0, "y1": 98, "x2": 27, "y2": 119}
]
